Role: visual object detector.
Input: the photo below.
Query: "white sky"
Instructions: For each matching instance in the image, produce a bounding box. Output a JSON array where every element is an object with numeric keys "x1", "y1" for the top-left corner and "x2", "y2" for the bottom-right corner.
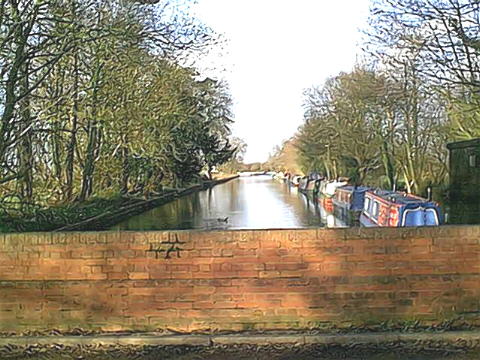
[{"x1": 191, "y1": 0, "x2": 372, "y2": 163}]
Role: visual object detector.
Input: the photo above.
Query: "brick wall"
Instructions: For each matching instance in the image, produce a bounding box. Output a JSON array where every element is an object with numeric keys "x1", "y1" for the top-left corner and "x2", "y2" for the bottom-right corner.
[{"x1": 0, "y1": 227, "x2": 479, "y2": 333}]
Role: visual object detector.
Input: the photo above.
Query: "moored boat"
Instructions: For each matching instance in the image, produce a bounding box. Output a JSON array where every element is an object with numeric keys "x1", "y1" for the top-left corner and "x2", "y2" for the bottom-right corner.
[
  {"x1": 299, "y1": 173, "x2": 323, "y2": 193},
  {"x1": 299, "y1": 191, "x2": 347, "y2": 228},
  {"x1": 306, "y1": 179, "x2": 318, "y2": 191},
  {"x1": 290, "y1": 175, "x2": 302, "y2": 187},
  {"x1": 298, "y1": 176, "x2": 310, "y2": 191},
  {"x1": 333, "y1": 185, "x2": 371, "y2": 224},
  {"x1": 317, "y1": 179, "x2": 348, "y2": 212},
  {"x1": 360, "y1": 190, "x2": 443, "y2": 227}
]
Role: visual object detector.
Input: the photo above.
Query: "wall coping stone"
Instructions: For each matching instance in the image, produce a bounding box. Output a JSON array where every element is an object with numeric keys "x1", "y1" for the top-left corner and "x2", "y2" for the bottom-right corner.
[
  {"x1": 0, "y1": 330, "x2": 479, "y2": 348},
  {"x1": 2, "y1": 224, "x2": 480, "y2": 246}
]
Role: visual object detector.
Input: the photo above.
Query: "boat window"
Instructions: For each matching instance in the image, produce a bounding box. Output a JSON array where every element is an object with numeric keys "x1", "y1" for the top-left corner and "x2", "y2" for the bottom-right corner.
[
  {"x1": 403, "y1": 209, "x2": 424, "y2": 227},
  {"x1": 364, "y1": 198, "x2": 370, "y2": 212},
  {"x1": 372, "y1": 201, "x2": 379, "y2": 218},
  {"x1": 402, "y1": 208, "x2": 439, "y2": 226},
  {"x1": 425, "y1": 208, "x2": 439, "y2": 226}
]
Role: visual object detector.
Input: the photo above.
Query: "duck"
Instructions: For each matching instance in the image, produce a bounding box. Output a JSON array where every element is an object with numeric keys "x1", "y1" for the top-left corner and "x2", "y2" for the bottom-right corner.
[{"x1": 216, "y1": 217, "x2": 229, "y2": 223}]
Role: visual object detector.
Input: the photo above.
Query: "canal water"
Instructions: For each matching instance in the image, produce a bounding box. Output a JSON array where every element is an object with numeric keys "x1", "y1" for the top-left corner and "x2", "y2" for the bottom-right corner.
[
  {"x1": 113, "y1": 175, "x2": 326, "y2": 231},
  {"x1": 112, "y1": 175, "x2": 477, "y2": 231}
]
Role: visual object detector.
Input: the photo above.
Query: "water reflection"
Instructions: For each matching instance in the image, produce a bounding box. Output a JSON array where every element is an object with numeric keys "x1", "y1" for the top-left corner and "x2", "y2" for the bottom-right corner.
[
  {"x1": 299, "y1": 192, "x2": 348, "y2": 228},
  {"x1": 112, "y1": 175, "x2": 333, "y2": 231}
]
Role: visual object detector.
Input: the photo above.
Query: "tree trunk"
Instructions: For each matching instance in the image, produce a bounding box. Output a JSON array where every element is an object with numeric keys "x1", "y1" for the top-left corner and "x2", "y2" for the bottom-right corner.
[
  {"x1": 382, "y1": 140, "x2": 395, "y2": 190},
  {"x1": 65, "y1": 52, "x2": 79, "y2": 201},
  {"x1": 0, "y1": 2, "x2": 39, "y2": 172},
  {"x1": 207, "y1": 164, "x2": 213, "y2": 180},
  {"x1": 121, "y1": 135, "x2": 129, "y2": 195},
  {"x1": 78, "y1": 120, "x2": 97, "y2": 202},
  {"x1": 78, "y1": 64, "x2": 102, "y2": 202},
  {"x1": 18, "y1": 61, "x2": 33, "y2": 201}
]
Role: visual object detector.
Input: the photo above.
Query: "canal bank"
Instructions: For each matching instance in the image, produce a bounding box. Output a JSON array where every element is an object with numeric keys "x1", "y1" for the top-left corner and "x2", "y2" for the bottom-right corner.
[
  {"x1": 52, "y1": 175, "x2": 239, "y2": 232},
  {"x1": 0, "y1": 176, "x2": 239, "y2": 233}
]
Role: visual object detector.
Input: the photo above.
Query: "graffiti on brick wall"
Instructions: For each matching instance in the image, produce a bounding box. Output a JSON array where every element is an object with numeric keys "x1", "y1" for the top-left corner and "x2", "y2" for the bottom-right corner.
[{"x1": 146, "y1": 233, "x2": 186, "y2": 259}]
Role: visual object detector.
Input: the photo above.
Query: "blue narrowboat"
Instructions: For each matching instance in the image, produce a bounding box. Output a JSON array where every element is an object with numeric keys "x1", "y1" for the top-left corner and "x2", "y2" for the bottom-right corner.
[
  {"x1": 333, "y1": 186, "x2": 371, "y2": 223},
  {"x1": 360, "y1": 190, "x2": 443, "y2": 227}
]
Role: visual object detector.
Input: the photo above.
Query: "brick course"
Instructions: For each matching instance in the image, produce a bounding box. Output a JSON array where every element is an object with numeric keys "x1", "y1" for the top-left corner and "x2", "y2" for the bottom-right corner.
[{"x1": 0, "y1": 227, "x2": 479, "y2": 333}]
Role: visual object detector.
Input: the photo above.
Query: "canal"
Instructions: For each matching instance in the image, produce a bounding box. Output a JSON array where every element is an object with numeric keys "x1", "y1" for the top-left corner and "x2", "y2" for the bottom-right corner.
[
  {"x1": 113, "y1": 175, "x2": 327, "y2": 231},
  {"x1": 112, "y1": 175, "x2": 477, "y2": 231}
]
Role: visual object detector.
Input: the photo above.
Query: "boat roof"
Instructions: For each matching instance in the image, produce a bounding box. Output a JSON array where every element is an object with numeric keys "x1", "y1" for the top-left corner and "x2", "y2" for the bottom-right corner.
[
  {"x1": 366, "y1": 189, "x2": 435, "y2": 205},
  {"x1": 337, "y1": 185, "x2": 371, "y2": 193}
]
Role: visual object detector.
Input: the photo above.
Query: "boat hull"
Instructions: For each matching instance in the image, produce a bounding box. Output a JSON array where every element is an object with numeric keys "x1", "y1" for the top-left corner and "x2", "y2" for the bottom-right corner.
[
  {"x1": 333, "y1": 200, "x2": 362, "y2": 226},
  {"x1": 318, "y1": 195, "x2": 334, "y2": 213}
]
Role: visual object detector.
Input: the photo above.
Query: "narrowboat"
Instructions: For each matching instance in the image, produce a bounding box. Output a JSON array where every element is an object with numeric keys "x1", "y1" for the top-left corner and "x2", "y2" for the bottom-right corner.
[
  {"x1": 324, "y1": 180, "x2": 349, "y2": 197},
  {"x1": 299, "y1": 191, "x2": 347, "y2": 228},
  {"x1": 319, "y1": 203, "x2": 348, "y2": 228},
  {"x1": 308, "y1": 173, "x2": 324, "y2": 192},
  {"x1": 333, "y1": 186, "x2": 371, "y2": 224},
  {"x1": 306, "y1": 179, "x2": 319, "y2": 192},
  {"x1": 298, "y1": 176, "x2": 310, "y2": 191},
  {"x1": 317, "y1": 180, "x2": 348, "y2": 213},
  {"x1": 290, "y1": 175, "x2": 302, "y2": 187},
  {"x1": 360, "y1": 190, "x2": 443, "y2": 227},
  {"x1": 299, "y1": 174, "x2": 323, "y2": 193}
]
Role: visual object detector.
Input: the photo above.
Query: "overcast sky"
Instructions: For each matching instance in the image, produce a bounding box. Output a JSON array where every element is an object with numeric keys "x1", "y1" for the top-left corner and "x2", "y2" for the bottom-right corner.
[{"x1": 191, "y1": 0, "x2": 372, "y2": 163}]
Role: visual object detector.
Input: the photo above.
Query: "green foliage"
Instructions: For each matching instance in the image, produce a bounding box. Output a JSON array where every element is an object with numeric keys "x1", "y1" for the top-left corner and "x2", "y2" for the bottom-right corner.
[
  {"x1": 0, "y1": 196, "x2": 129, "y2": 232},
  {"x1": 0, "y1": 0, "x2": 236, "y2": 226},
  {"x1": 297, "y1": 66, "x2": 449, "y2": 193},
  {"x1": 220, "y1": 136, "x2": 248, "y2": 173},
  {"x1": 447, "y1": 93, "x2": 480, "y2": 140},
  {"x1": 362, "y1": 0, "x2": 480, "y2": 191},
  {"x1": 264, "y1": 137, "x2": 303, "y2": 174},
  {"x1": 298, "y1": 69, "x2": 386, "y2": 183}
]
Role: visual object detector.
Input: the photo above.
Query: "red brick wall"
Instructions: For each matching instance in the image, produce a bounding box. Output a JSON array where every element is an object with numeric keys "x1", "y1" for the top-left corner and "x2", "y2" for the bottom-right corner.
[{"x1": 0, "y1": 227, "x2": 479, "y2": 333}]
